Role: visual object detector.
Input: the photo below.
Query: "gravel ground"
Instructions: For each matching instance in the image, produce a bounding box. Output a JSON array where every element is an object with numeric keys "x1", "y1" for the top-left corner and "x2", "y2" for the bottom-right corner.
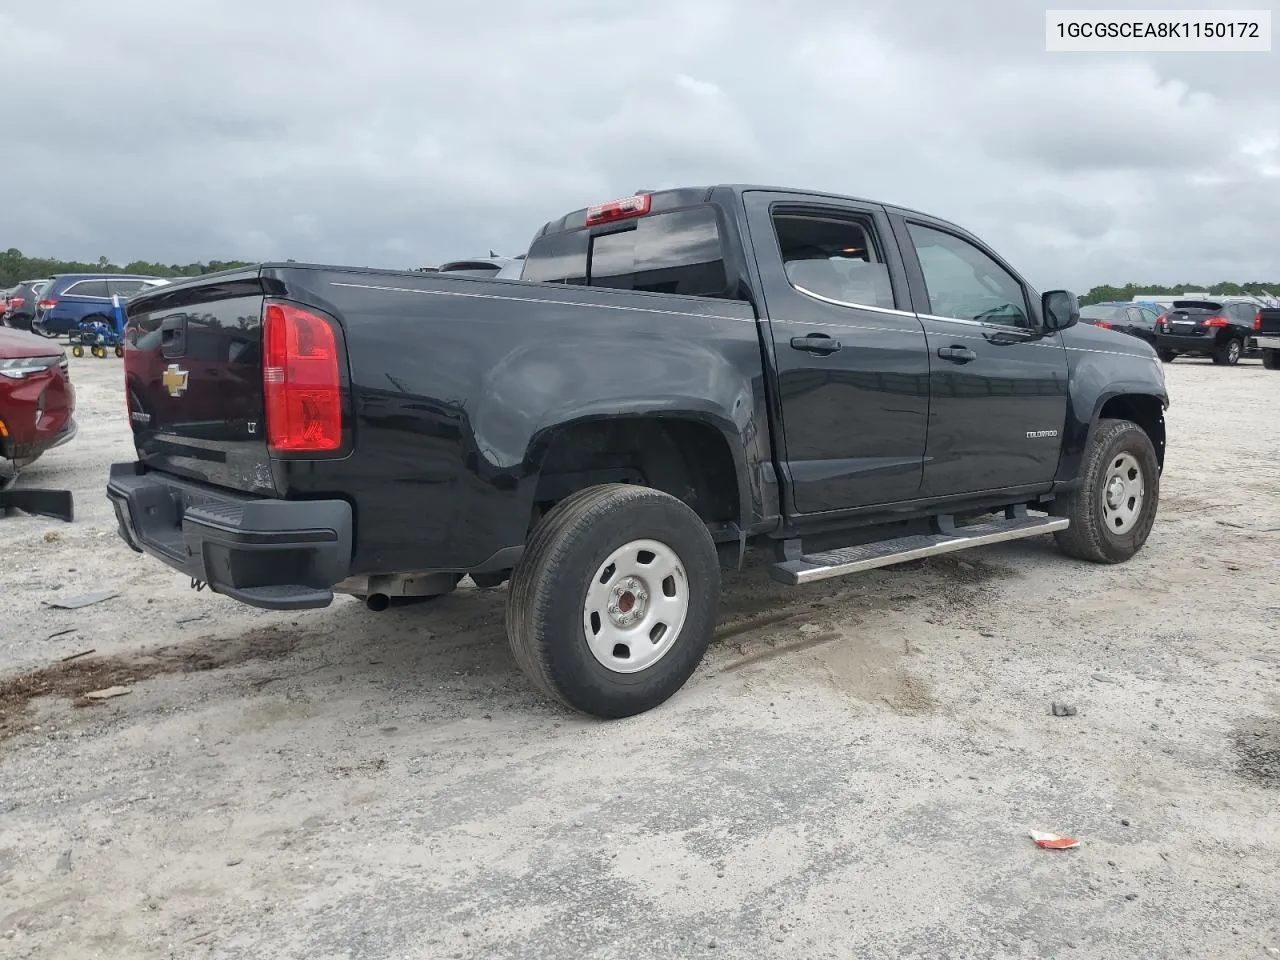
[{"x1": 1, "y1": 352, "x2": 1278, "y2": 960}]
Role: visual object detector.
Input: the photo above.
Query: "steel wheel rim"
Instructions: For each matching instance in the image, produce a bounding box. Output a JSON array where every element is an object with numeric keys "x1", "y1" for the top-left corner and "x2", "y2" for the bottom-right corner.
[
  {"x1": 1101, "y1": 452, "x2": 1144, "y2": 534},
  {"x1": 1228, "y1": 340, "x2": 1241, "y2": 363},
  {"x1": 583, "y1": 538, "x2": 689, "y2": 674}
]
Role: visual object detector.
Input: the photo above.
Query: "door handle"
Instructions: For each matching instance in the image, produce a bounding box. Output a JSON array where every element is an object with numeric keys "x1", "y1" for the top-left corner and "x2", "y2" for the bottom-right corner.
[
  {"x1": 790, "y1": 334, "x2": 841, "y2": 355},
  {"x1": 937, "y1": 345, "x2": 977, "y2": 363},
  {"x1": 160, "y1": 314, "x2": 187, "y2": 359}
]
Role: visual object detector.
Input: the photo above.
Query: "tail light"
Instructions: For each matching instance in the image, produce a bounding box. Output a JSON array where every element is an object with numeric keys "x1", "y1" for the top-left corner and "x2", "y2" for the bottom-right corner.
[
  {"x1": 262, "y1": 301, "x2": 343, "y2": 452},
  {"x1": 1255, "y1": 311, "x2": 1262, "y2": 330},
  {"x1": 37, "y1": 298, "x2": 57, "y2": 311},
  {"x1": 1204, "y1": 316, "x2": 1228, "y2": 327},
  {"x1": 1095, "y1": 321, "x2": 1113, "y2": 329},
  {"x1": 585, "y1": 193, "x2": 652, "y2": 226},
  {"x1": 8, "y1": 297, "x2": 23, "y2": 310}
]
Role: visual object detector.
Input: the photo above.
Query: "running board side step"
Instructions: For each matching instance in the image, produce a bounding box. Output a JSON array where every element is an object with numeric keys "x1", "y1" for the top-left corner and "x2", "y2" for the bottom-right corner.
[{"x1": 770, "y1": 514, "x2": 1069, "y2": 586}]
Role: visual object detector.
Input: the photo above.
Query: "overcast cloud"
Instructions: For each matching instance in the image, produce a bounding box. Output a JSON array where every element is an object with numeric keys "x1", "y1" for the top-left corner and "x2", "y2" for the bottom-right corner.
[{"x1": 3, "y1": 0, "x2": 1277, "y2": 290}]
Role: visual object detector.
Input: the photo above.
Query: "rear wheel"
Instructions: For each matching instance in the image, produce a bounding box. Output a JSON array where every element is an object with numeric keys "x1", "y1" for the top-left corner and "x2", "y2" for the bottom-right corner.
[
  {"x1": 91, "y1": 345, "x2": 106, "y2": 359},
  {"x1": 1213, "y1": 337, "x2": 1243, "y2": 365},
  {"x1": 1051, "y1": 418, "x2": 1160, "y2": 564},
  {"x1": 1263, "y1": 349, "x2": 1280, "y2": 371},
  {"x1": 1157, "y1": 350, "x2": 1177, "y2": 363},
  {"x1": 71, "y1": 345, "x2": 84, "y2": 358},
  {"x1": 114, "y1": 345, "x2": 124, "y2": 358},
  {"x1": 506, "y1": 484, "x2": 719, "y2": 719}
]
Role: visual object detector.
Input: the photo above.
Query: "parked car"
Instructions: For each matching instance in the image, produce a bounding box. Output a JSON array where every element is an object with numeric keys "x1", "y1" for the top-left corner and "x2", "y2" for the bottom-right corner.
[
  {"x1": 2, "y1": 279, "x2": 51, "y2": 332},
  {"x1": 107, "y1": 184, "x2": 1168, "y2": 719},
  {"x1": 436, "y1": 255, "x2": 524, "y2": 279},
  {"x1": 32, "y1": 274, "x2": 169, "y2": 338},
  {"x1": 0, "y1": 327, "x2": 76, "y2": 469},
  {"x1": 1155, "y1": 299, "x2": 1259, "y2": 365},
  {"x1": 1080, "y1": 301, "x2": 1160, "y2": 347},
  {"x1": 1256, "y1": 306, "x2": 1280, "y2": 370}
]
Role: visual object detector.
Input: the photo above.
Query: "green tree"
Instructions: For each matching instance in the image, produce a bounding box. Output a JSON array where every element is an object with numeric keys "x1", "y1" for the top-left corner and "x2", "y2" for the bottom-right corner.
[{"x1": 0, "y1": 249, "x2": 255, "y2": 287}]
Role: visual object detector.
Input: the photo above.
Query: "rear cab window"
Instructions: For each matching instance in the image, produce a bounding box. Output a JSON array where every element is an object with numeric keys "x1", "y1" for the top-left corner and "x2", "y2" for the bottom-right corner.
[{"x1": 522, "y1": 195, "x2": 736, "y2": 300}]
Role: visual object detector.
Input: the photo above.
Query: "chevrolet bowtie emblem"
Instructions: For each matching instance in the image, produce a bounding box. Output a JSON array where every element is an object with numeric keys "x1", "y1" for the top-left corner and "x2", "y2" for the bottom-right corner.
[{"x1": 162, "y1": 363, "x2": 189, "y2": 398}]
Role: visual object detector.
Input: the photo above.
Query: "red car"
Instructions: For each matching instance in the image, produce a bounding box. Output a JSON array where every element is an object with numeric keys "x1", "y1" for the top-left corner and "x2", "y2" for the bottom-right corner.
[{"x1": 0, "y1": 327, "x2": 77, "y2": 469}]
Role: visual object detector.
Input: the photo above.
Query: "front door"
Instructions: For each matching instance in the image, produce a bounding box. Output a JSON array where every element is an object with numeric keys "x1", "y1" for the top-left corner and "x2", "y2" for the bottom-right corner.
[
  {"x1": 891, "y1": 216, "x2": 1070, "y2": 498},
  {"x1": 743, "y1": 191, "x2": 930, "y2": 514}
]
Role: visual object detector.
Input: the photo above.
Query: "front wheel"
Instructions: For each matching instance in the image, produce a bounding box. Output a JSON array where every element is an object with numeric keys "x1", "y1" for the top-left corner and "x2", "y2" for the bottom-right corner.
[
  {"x1": 1263, "y1": 349, "x2": 1280, "y2": 371},
  {"x1": 506, "y1": 484, "x2": 720, "y2": 719},
  {"x1": 1051, "y1": 418, "x2": 1160, "y2": 564},
  {"x1": 1213, "y1": 337, "x2": 1243, "y2": 365},
  {"x1": 71, "y1": 345, "x2": 84, "y2": 358}
]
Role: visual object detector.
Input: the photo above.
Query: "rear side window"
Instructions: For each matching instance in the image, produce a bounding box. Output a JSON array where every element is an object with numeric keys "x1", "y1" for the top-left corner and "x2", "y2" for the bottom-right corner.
[
  {"x1": 524, "y1": 205, "x2": 730, "y2": 298},
  {"x1": 63, "y1": 279, "x2": 110, "y2": 298}
]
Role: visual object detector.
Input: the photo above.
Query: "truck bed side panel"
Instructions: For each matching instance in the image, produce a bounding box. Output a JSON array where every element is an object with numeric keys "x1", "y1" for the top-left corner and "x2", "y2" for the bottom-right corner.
[{"x1": 265, "y1": 267, "x2": 772, "y2": 575}]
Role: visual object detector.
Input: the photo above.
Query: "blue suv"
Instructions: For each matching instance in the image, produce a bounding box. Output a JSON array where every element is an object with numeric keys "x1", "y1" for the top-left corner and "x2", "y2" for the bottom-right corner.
[{"x1": 33, "y1": 274, "x2": 169, "y2": 338}]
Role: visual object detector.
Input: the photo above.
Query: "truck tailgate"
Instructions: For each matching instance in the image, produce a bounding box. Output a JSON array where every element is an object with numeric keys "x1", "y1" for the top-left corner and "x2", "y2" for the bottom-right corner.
[{"x1": 124, "y1": 273, "x2": 276, "y2": 494}]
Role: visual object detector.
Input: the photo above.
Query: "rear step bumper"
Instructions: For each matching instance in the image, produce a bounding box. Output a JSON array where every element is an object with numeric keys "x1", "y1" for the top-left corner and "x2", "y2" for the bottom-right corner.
[
  {"x1": 771, "y1": 513, "x2": 1068, "y2": 585},
  {"x1": 106, "y1": 462, "x2": 352, "y2": 611}
]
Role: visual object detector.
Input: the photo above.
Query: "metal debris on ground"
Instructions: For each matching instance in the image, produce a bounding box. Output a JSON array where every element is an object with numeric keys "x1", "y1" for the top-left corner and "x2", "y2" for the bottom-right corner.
[
  {"x1": 44, "y1": 591, "x2": 119, "y2": 610},
  {"x1": 83, "y1": 686, "x2": 131, "y2": 701},
  {"x1": 46, "y1": 628, "x2": 76, "y2": 640},
  {"x1": 1030, "y1": 831, "x2": 1080, "y2": 850},
  {"x1": 59, "y1": 649, "x2": 96, "y2": 663},
  {"x1": 1091, "y1": 672, "x2": 1117, "y2": 683}
]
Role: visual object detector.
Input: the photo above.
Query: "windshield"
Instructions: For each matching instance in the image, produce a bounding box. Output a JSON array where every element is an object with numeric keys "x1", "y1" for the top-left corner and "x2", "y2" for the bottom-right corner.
[{"x1": 1080, "y1": 305, "x2": 1123, "y2": 321}]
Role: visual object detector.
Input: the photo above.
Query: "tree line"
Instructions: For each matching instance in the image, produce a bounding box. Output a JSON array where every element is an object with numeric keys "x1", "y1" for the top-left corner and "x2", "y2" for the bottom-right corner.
[
  {"x1": 1, "y1": 248, "x2": 254, "y2": 287},
  {"x1": 5, "y1": 246, "x2": 1277, "y2": 305},
  {"x1": 1078, "y1": 281, "x2": 1280, "y2": 305}
]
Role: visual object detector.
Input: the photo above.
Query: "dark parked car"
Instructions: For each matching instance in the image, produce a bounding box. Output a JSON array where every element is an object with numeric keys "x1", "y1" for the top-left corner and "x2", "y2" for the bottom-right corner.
[
  {"x1": 1155, "y1": 299, "x2": 1259, "y2": 365},
  {"x1": 1079, "y1": 302, "x2": 1160, "y2": 346},
  {"x1": 107, "y1": 184, "x2": 1168, "y2": 719},
  {"x1": 32, "y1": 274, "x2": 169, "y2": 338},
  {"x1": 2, "y1": 279, "x2": 51, "y2": 332}
]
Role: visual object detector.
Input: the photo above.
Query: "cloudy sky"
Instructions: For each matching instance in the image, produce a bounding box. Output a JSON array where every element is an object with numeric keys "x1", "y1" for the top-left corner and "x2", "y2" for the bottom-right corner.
[{"x1": 4, "y1": 0, "x2": 1277, "y2": 290}]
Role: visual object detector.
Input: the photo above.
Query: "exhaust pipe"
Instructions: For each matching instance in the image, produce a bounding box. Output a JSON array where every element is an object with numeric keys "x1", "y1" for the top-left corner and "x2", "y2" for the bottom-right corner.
[{"x1": 365, "y1": 593, "x2": 437, "y2": 612}]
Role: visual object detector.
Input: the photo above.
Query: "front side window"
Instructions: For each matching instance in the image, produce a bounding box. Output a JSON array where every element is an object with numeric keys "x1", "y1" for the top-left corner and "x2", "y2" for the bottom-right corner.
[
  {"x1": 108, "y1": 279, "x2": 146, "y2": 297},
  {"x1": 906, "y1": 223, "x2": 1030, "y2": 328},
  {"x1": 772, "y1": 212, "x2": 895, "y2": 311}
]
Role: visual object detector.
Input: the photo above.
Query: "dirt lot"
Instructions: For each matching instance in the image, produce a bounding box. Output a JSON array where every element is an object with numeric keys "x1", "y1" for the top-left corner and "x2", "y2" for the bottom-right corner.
[{"x1": 1, "y1": 353, "x2": 1278, "y2": 960}]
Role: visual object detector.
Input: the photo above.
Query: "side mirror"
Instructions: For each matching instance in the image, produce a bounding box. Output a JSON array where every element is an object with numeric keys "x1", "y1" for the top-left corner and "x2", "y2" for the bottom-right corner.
[{"x1": 1042, "y1": 290, "x2": 1079, "y2": 331}]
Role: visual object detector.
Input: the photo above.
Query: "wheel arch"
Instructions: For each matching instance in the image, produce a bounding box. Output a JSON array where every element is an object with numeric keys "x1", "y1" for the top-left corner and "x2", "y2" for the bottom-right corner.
[
  {"x1": 1093, "y1": 392, "x2": 1166, "y2": 470},
  {"x1": 525, "y1": 410, "x2": 752, "y2": 531}
]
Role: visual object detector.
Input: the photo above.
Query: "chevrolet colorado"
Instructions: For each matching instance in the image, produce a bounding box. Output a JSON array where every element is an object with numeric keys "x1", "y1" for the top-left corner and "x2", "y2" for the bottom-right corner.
[{"x1": 107, "y1": 185, "x2": 1169, "y2": 718}]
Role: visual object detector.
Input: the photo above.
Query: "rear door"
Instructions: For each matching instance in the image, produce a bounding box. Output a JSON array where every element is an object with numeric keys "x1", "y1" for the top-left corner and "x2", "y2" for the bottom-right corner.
[
  {"x1": 742, "y1": 191, "x2": 930, "y2": 514},
  {"x1": 124, "y1": 275, "x2": 276, "y2": 494},
  {"x1": 890, "y1": 213, "x2": 1069, "y2": 498}
]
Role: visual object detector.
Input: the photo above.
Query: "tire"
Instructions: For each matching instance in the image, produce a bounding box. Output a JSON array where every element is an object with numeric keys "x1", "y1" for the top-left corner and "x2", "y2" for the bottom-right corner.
[
  {"x1": 1157, "y1": 350, "x2": 1177, "y2": 363},
  {"x1": 506, "y1": 483, "x2": 720, "y2": 719},
  {"x1": 1051, "y1": 419, "x2": 1160, "y2": 564},
  {"x1": 1213, "y1": 337, "x2": 1243, "y2": 365},
  {"x1": 71, "y1": 345, "x2": 83, "y2": 358},
  {"x1": 1264, "y1": 349, "x2": 1280, "y2": 371},
  {"x1": 114, "y1": 345, "x2": 124, "y2": 358}
]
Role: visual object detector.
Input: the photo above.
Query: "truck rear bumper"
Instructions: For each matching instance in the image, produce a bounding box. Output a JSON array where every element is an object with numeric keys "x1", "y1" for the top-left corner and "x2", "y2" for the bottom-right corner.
[
  {"x1": 106, "y1": 462, "x2": 352, "y2": 611},
  {"x1": 1256, "y1": 335, "x2": 1280, "y2": 350}
]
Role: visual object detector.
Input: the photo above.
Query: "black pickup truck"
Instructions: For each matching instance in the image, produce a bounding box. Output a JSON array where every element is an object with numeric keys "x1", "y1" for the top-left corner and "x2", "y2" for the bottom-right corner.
[
  {"x1": 1256, "y1": 306, "x2": 1280, "y2": 369},
  {"x1": 107, "y1": 185, "x2": 1169, "y2": 718}
]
